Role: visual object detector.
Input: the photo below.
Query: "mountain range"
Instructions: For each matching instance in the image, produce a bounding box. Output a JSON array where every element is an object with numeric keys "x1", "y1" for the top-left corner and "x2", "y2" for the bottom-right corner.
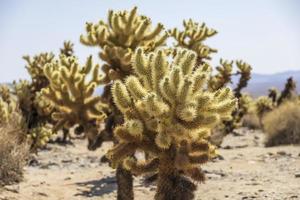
[{"x1": 232, "y1": 70, "x2": 300, "y2": 97}]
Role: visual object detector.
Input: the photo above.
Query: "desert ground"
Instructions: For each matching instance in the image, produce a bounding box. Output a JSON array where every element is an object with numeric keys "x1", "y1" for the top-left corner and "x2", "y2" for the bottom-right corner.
[{"x1": 1, "y1": 128, "x2": 299, "y2": 200}]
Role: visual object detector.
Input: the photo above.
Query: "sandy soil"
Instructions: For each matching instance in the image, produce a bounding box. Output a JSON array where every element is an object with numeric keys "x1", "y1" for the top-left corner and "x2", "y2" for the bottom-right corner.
[{"x1": 1, "y1": 128, "x2": 300, "y2": 200}]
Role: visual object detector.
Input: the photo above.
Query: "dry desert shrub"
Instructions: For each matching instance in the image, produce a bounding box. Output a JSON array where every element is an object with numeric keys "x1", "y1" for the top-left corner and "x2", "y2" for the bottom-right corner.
[
  {"x1": 242, "y1": 113, "x2": 260, "y2": 130},
  {"x1": 0, "y1": 125, "x2": 29, "y2": 186},
  {"x1": 263, "y1": 101, "x2": 300, "y2": 147}
]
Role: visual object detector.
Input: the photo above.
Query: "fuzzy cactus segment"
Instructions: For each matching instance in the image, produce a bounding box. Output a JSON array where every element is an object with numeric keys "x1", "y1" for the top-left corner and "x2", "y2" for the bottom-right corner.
[
  {"x1": 42, "y1": 55, "x2": 106, "y2": 131},
  {"x1": 169, "y1": 19, "x2": 217, "y2": 64},
  {"x1": 80, "y1": 7, "x2": 168, "y2": 84},
  {"x1": 108, "y1": 48, "x2": 237, "y2": 199}
]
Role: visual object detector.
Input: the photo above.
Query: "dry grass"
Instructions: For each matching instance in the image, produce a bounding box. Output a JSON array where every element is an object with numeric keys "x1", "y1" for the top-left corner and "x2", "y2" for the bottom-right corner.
[
  {"x1": 263, "y1": 101, "x2": 300, "y2": 147},
  {"x1": 0, "y1": 124, "x2": 29, "y2": 186},
  {"x1": 242, "y1": 113, "x2": 261, "y2": 130}
]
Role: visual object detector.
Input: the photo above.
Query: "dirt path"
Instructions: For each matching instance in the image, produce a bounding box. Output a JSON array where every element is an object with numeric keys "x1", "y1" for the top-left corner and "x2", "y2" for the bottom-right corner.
[{"x1": 1, "y1": 128, "x2": 300, "y2": 200}]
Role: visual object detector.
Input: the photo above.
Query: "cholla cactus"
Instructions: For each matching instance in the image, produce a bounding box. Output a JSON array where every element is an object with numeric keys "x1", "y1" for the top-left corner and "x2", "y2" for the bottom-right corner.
[
  {"x1": 233, "y1": 60, "x2": 252, "y2": 98},
  {"x1": 255, "y1": 96, "x2": 274, "y2": 127},
  {"x1": 169, "y1": 19, "x2": 217, "y2": 65},
  {"x1": 108, "y1": 48, "x2": 236, "y2": 200},
  {"x1": 28, "y1": 125, "x2": 54, "y2": 148},
  {"x1": 230, "y1": 93, "x2": 253, "y2": 129},
  {"x1": 0, "y1": 85, "x2": 12, "y2": 104},
  {"x1": 60, "y1": 41, "x2": 74, "y2": 57},
  {"x1": 278, "y1": 77, "x2": 297, "y2": 105},
  {"x1": 33, "y1": 91, "x2": 55, "y2": 117},
  {"x1": 80, "y1": 7, "x2": 169, "y2": 199},
  {"x1": 13, "y1": 80, "x2": 34, "y2": 116},
  {"x1": 0, "y1": 88, "x2": 25, "y2": 137},
  {"x1": 23, "y1": 52, "x2": 55, "y2": 93},
  {"x1": 268, "y1": 87, "x2": 279, "y2": 104},
  {"x1": 0, "y1": 98, "x2": 16, "y2": 124},
  {"x1": 208, "y1": 59, "x2": 233, "y2": 91},
  {"x1": 42, "y1": 55, "x2": 106, "y2": 150},
  {"x1": 80, "y1": 6, "x2": 168, "y2": 84}
]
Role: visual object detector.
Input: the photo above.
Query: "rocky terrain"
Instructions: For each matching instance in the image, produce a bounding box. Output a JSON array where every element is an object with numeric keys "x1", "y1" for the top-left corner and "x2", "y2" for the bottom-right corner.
[{"x1": 1, "y1": 128, "x2": 300, "y2": 200}]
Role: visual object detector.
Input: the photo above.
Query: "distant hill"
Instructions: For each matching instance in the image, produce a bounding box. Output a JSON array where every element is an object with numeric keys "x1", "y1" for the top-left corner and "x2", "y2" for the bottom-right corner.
[{"x1": 233, "y1": 70, "x2": 300, "y2": 97}]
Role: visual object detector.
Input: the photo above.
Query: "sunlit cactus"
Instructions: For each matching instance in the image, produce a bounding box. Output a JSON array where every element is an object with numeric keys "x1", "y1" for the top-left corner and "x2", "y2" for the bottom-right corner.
[
  {"x1": 0, "y1": 85, "x2": 12, "y2": 104},
  {"x1": 42, "y1": 55, "x2": 107, "y2": 150},
  {"x1": 0, "y1": 97, "x2": 16, "y2": 124},
  {"x1": 60, "y1": 41, "x2": 74, "y2": 57},
  {"x1": 255, "y1": 96, "x2": 274, "y2": 127},
  {"x1": 108, "y1": 48, "x2": 237, "y2": 200},
  {"x1": 23, "y1": 52, "x2": 55, "y2": 93},
  {"x1": 233, "y1": 60, "x2": 252, "y2": 98},
  {"x1": 80, "y1": 6, "x2": 168, "y2": 84},
  {"x1": 169, "y1": 19, "x2": 217, "y2": 65},
  {"x1": 208, "y1": 59, "x2": 233, "y2": 91},
  {"x1": 28, "y1": 124, "x2": 54, "y2": 148},
  {"x1": 0, "y1": 86, "x2": 25, "y2": 135},
  {"x1": 277, "y1": 77, "x2": 297, "y2": 105},
  {"x1": 33, "y1": 91, "x2": 55, "y2": 117},
  {"x1": 13, "y1": 80, "x2": 34, "y2": 115},
  {"x1": 80, "y1": 7, "x2": 170, "y2": 199}
]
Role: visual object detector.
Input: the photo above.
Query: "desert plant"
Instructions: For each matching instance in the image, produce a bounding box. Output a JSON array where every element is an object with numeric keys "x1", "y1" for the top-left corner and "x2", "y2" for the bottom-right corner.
[
  {"x1": 0, "y1": 125, "x2": 29, "y2": 186},
  {"x1": 263, "y1": 101, "x2": 300, "y2": 146},
  {"x1": 208, "y1": 59, "x2": 233, "y2": 91},
  {"x1": 268, "y1": 87, "x2": 279, "y2": 104},
  {"x1": 170, "y1": 19, "x2": 252, "y2": 137},
  {"x1": 255, "y1": 96, "x2": 274, "y2": 127},
  {"x1": 12, "y1": 41, "x2": 76, "y2": 149},
  {"x1": 80, "y1": 7, "x2": 168, "y2": 200},
  {"x1": 0, "y1": 89, "x2": 28, "y2": 186},
  {"x1": 169, "y1": 19, "x2": 217, "y2": 65},
  {"x1": 277, "y1": 77, "x2": 297, "y2": 105},
  {"x1": 42, "y1": 55, "x2": 106, "y2": 149},
  {"x1": 107, "y1": 48, "x2": 237, "y2": 200}
]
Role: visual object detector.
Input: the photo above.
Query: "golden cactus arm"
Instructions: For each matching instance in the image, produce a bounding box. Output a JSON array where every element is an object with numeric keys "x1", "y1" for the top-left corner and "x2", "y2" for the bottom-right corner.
[
  {"x1": 123, "y1": 157, "x2": 159, "y2": 175},
  {"x1": 107, "y1": 143, "x2": 137, "y2": 167}
]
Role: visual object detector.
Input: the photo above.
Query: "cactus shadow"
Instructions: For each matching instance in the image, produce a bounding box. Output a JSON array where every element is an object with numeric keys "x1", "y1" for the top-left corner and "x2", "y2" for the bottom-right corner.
[{"x1": 75, "y1": 176, "x2": 117, "y2": 197}]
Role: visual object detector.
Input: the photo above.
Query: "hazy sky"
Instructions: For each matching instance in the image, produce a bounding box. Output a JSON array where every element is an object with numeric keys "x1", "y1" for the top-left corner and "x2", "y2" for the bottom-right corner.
[{"x1": 0, "y1": 0, "x2": 299, "y2": 82}]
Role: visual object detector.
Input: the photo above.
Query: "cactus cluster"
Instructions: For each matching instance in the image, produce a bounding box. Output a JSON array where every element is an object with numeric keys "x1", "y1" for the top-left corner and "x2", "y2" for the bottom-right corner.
[
  {"x1": 80, "y1": 6, "x2": 168, "y2": 84},
  {"x1": 42, "y1": 55, "x2": 106, "y2": 149},
  {"x1": 108, "y1": 48, "x2": 236, "y2": 199},
  {"x1": 10, "y1": 41, "x2": 76, "y2": 149}
]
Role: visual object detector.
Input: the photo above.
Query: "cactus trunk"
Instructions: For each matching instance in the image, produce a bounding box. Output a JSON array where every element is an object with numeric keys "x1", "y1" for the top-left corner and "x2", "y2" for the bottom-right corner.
[
  {"x1": 155, "y1": 146, "x2": 196, "y2": 200},
  {"x1": 116, "y1": 165, "x2": 134, "y2": 200}
]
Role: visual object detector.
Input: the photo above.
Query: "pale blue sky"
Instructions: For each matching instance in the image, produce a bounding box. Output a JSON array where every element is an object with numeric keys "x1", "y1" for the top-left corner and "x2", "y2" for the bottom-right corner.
[{"x1": 0, "y1": 0, "x2": 299, "y2": 82}]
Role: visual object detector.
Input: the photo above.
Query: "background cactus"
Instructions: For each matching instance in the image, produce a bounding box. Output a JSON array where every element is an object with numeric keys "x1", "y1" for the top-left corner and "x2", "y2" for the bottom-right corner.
[
  {"x1": 277, "y1": 77, "x2": 297, "y2": 105},
  {"x1": 268, "y1": 87, "x2": 279, "y2": 104},
  {"x1": 42, "y1": 55, "x2": 106, "y2": 150},
  {"x1": 169, "y1": 19, "x2": 217, "y2": 65},
  {"x1": 208, "y1": 59, "x2": 233, "y2": 91},
  {"x1": 255, "y1": 96, "x2": 274, "y2": 127},
  {"x1": 108, "y1": 48, "x2": 237, "y2": 200},
  {"x1": 80, "y1": 6, "x2": 168, "y2": 84},
  {"x1": 11, "y1": 41, "x2": 75, "y2": 149}
]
